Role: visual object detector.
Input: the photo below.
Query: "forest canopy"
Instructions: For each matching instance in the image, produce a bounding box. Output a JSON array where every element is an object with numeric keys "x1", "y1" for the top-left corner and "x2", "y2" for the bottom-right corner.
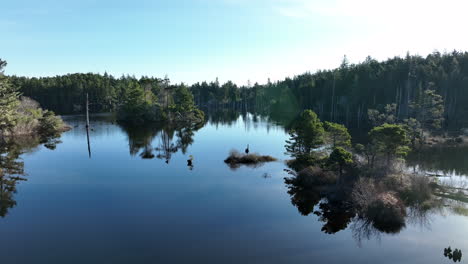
[{"x1": 7, "y1": 51, "x2": 468, "y2": 129}]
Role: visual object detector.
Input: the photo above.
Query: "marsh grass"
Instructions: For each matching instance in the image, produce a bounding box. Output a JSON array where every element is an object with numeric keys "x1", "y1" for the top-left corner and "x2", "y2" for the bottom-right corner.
[{"x1": 224, "y1": 150, "x2": 277, "y2": 169}]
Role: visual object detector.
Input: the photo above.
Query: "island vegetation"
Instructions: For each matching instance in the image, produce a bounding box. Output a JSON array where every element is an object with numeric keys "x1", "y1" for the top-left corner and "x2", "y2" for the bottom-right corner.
[
  {"x1": 116, "y1": 80, "x2": 204, "y2": 125},
  {"x1": 283, "y1": 97, "x2": 468, "y2": 235},
  {"x1": 0, "y1": 59, "x2": 69, "y2": 141},
  {"x1": 224, "y1": 150, "x2": 277, "y2": 169}
]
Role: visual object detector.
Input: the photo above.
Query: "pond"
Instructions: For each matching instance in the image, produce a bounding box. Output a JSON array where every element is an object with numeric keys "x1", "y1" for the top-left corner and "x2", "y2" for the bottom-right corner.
[{"x1": 0, "y1": 112, "x2": 467, "y2": 264}]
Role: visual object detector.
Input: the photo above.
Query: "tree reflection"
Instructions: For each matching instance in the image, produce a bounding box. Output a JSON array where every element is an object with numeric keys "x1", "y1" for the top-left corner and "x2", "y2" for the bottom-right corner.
[
  {"x1": 0, "y1": 136, "x2": 59, "y2": 218},
  {"x1": 0, "y1": 141, "x2": 25, "y2": 217},
  {"x1": 284, "y1": 170, "x2": 421, "y2": 245},
  {"x1": 284, "y1": 166, "x2": 468, "y2": 246},
  {"x1": 155, "y1": 128, "x2": 178, "y2": 164},
  {"x1": 407, "y1": 145, "x2": 468, "y2": 176},
  {"x1": 285, "y1": 170, "x2": 356, "y2": 235},
  {"x1": 120, "y1": 122, "x2": 203, "y2": 164}
]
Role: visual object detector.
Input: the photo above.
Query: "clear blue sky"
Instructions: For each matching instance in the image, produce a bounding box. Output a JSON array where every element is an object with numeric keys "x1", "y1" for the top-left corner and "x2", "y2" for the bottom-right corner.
[{"x1": 2, "y1": 0, "x2": 467, "y2": 85}]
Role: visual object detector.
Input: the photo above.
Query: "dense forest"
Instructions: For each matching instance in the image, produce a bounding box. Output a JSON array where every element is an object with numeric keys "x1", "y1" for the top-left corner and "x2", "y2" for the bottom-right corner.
[{"x1": 8, "y1": 51, "x2": 468, "y2": 129}]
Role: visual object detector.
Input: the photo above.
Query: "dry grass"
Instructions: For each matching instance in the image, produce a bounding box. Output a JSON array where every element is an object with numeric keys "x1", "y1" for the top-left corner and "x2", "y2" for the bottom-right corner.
[
  {"x1": 351, "y1": 178, "x2": 406, "y2": 233},
  {"x1": 296, "y1": 166, "x2": 337, "y2": 186},
  {"x1": 224, "y1": 150, "x2": 277, "y2": 168}
]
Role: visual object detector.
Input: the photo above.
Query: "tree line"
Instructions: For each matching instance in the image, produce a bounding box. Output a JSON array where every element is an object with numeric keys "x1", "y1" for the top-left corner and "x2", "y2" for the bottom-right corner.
[{"x1": 8, "y1": 51, "x2": 468, "y2": 129}]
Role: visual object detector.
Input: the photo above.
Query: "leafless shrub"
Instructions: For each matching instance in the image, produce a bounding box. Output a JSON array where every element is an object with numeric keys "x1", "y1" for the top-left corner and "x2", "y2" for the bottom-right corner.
[
  {"x1": 351, "y1": 178, "x2": 378, "y2": 211},
  {"x1": 224, "y1": 149, "x2": 277, "y2": 169},
  {"x1": 17, "y1": 97, "x2": 41, "y2": 114}
]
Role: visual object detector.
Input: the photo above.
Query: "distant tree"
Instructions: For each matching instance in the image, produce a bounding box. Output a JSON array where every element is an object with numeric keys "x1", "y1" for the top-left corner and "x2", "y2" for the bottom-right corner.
[
  {"x1": 119, "y1": 81, "x2": 148, "y2": 122},
  {"x1": 0, "y1": 60, "x2": 20, "y2": 137},
  {"x1": 10, "y1": 51, "x2": 468, "y2": 131},
  {"x1": 369, "y1": 124, "x2": 410, "y2": 166},
  {"x1": 38, "y1": 110, "x2": 65, "y2": 137},
  {"x1": 285, "y1": 110, "x2": 325, "y2": 161},
  {"x1": 403, "y1": 118, "x2": 422, "y2": 148},
  {"x1": 172, "y1": 84, "x2": 195, "y2": 113},
  {"x1": 368, "y1": 104, "x2": 397, "y2": 126},
  {"x1": 327, "y1": 147, "x2": 353, "y2": 176},
  {"x1": 323, "y1": 121, "x2": 351, "y2": 148},
  {"x1": 410, "y1": 84, "x2": 445, "y2": 132}
]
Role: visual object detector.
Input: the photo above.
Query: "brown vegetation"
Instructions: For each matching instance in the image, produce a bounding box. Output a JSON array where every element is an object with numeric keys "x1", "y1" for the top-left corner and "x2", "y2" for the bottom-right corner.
[
  {"x1": 295, "y1": 166, "x2": 337, "y2": 186},
  {"x1": 224, "y1": 150, "x2": 277, "y2": 169}
]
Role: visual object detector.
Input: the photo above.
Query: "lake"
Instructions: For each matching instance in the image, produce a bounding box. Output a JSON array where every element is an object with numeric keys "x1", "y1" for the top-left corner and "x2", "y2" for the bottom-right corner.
[{"x1": 0, "y1": 112, "x2": 467, "y2": 264}]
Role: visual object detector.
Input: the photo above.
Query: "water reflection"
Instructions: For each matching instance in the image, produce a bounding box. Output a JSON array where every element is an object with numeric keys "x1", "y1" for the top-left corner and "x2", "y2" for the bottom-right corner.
[
  {"x1": 0, "y1": 136, "x2": 61, "y2": 218},
  {"x1": 283, "y1": 167, "x2": 460, "y2": 246},
  {"x1": 444, "y1": 246, "x2": 463, "y2": 262},
  {"x1": 285, "y1": 170, "x2": 357, "y2": 235},
  {"x1": 407, "y1": 145, "x2": 468, "y2": 177},
  {"x1": 119, "y1": 122, "x2": 203, "y2": 164},
  {"x1": 5, "y1": 111, "x2": 468, "y2": 259}
]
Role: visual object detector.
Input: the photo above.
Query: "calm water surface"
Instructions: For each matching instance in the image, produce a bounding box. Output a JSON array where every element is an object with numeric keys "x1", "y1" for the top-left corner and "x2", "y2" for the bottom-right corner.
[{"x1": 1, "y1": 114, "x2": 467, "y2": 264}]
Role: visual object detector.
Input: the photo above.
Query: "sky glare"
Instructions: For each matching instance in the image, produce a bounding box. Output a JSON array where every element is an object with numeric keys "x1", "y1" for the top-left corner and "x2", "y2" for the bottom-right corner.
[{"x1": 2, "y1": 0, "x2": 467, "y2": 85}]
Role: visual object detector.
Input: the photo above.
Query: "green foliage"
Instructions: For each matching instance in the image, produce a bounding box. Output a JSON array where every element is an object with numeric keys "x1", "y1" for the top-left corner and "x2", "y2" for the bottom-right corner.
[
  {"x1": 354, "y1": 143, "x2": 379, "y2": 168},
  {"x1": 38, "y1": 110, "x2": 65, "y2": 137},
  {"x1": 7, "y1": 51, "x2": 468, "y2": 132},
  {"x1": 327, "y1": 147, "x2": 353, "y2": 175},
  {"x1": 410, "y1": 85, "x2": 445, "y2": 132},
  {"x1": 117, "y1": 80, "x2": 204, "y2": 125},
  {"x1": 171, "y1": 84, "x2": 196, "y2": 113},
  {"x1": 402, "y1": 118, "x2": 422, "y2": 147},
  {"x1": 119, "y1": 81, "x2": 150, "y2": 123},
  {"x1": 285, "y1": 110, "x2": 325, "y2": 161},
  {"x1": 9, "y1": 51, "x2": 468, "y2": 132},
  {"x1": 0, "y1": 60, "x2": 20, "y2": 135},
  {"x1": 368, "y1": 104, "x2": 397, "y2": 126},
  {"x1": 369, "y1": 124, "x2": 410, "y2": 166},
  {"x1": 323, "y1": 121, "x2": 351, "y2": 148}
]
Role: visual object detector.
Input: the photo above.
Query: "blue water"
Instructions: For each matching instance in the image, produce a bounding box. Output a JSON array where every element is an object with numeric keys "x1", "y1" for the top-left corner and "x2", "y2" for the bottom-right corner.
[{"x1": 0, "y1": 114, "x2": 466, "y2": 264}]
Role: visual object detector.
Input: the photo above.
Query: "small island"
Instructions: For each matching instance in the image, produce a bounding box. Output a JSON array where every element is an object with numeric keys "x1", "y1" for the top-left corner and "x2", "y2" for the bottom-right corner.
[
  {"x1": 224, "y1": 150, "x2": 277, "y2": 169},
  {"x1": 116, "y1": 79, "x2": 204, "y2": 125},
  {"x1": 283, "y1": 105, "x2": 463, "y2": 233}
]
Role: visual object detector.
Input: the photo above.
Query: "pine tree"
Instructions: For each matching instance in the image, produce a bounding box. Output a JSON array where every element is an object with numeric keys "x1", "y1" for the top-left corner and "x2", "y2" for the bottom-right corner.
[
  {"x1": 327, "y1": 147, "x2": 353, "y2": 176},
  {"x1": 323, "y1": 121, "x2": 351, "y2": 148},
  {"x1": 0, "y1": 60, "x2": 20, "y2": 137},
  {"x1": 285, "y1": 110, "x2": 325, "y2": 161},
  {"x1": 410, "y1": 83, "x2": 445, "y2": 133},
  {"x1": 369, "y1": 124, "x2": 410, "y2": 166}
]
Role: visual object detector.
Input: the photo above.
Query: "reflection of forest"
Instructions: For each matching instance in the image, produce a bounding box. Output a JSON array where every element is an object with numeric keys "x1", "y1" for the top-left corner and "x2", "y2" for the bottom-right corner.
[
  {"x1": 0, "y1": 136, "x2": 61, "y2": 218},
  {"x1": 120, "y1": 122, "x2": 203, "y2": 163},
  {"x1": 407, "y1": 146, "x2": 468, "y2": 176},
  {"x1": 204, "y1": 109, "x2": 286, "y2": 134},
  {"x1": 285, "y1": 167, "x2": 468, "y2": 245}
]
